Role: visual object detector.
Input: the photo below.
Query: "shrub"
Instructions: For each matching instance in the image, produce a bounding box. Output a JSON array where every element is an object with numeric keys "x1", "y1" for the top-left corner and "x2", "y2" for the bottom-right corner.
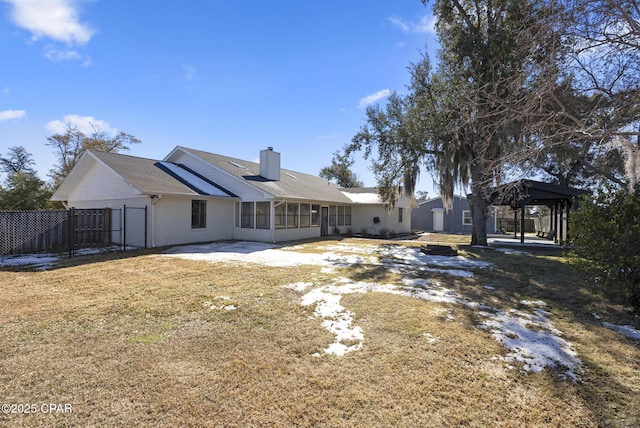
[
  {"x1": 569, "y1": 189, "x2": 640, "y2": 312},
  {"x1": 379, "y1": 228, "x2": 389, "y2": 238},
  {"x1": 360, "y1": 226, "x2": 368, "y2": 237}
]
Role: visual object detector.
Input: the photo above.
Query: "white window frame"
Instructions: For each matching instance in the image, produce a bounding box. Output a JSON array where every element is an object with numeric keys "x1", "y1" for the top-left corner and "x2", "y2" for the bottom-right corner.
[{"x1": 462, "y1": 210, "x2": 472, "y2": 225}]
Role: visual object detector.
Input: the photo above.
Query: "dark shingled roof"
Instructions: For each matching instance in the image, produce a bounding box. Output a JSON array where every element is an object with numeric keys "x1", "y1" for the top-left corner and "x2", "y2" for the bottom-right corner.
[
  {"x1": 90, "y1": 150, "x2": 235, "y2": 197},
  {"x1": 489, "y1": 179, "x2": 590, "y2": 207},
  {"x1": 177, "y1": 147, "x2": 353, "y2": 203}
]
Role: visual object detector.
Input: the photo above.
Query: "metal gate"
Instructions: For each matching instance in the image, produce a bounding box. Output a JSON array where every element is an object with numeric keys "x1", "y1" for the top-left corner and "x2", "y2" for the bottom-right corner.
[{"x1": 122, "y1": 205, "x2": 148, "y2": 250}]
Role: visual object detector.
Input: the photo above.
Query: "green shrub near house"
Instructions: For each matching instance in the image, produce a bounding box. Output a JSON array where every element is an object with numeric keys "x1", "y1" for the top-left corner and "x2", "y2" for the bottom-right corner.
[{"x1": 569, "y1": 188, "x2": 640, "y2": 312}]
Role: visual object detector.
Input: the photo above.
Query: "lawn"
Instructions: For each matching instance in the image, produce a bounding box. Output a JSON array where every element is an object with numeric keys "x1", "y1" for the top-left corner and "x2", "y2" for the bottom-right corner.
[{"x1": 1, "y1": 237, "x2": 639, "y2": 427}]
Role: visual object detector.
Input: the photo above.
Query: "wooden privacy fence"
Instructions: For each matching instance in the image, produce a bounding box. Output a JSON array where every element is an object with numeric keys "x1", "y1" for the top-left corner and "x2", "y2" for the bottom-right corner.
[
  {"x1": 72, "y1": 208, "x2": 113, "y2": 248},
  {"x1": 0, "y1": 208, "x2": 115, "y2": 256}
]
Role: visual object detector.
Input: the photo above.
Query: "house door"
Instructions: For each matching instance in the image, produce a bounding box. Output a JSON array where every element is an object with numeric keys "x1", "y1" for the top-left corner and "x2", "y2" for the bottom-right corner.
[
  {"x1": 432, "y1": 209, "x2": 444, "y2": 232},
  {"x1": 321, "y1": 207, "x2": 329, "y2": 236}
]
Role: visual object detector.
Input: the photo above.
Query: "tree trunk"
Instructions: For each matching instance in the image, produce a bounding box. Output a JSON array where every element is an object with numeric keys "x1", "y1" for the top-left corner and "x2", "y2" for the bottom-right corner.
[{"x1": 469, "y1": 165, "x2": 488, "y2": 246}]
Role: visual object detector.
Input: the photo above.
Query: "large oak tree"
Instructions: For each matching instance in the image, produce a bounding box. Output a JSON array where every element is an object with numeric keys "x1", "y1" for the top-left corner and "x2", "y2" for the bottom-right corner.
[{"x1": 350, "y1": 0, "x2": 563, "y2": 245}]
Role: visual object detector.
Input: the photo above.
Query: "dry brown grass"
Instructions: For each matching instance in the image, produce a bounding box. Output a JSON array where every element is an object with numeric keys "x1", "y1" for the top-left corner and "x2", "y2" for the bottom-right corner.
[{"x1": 1, "y1": 237, "x2": 639, "y2": 427}]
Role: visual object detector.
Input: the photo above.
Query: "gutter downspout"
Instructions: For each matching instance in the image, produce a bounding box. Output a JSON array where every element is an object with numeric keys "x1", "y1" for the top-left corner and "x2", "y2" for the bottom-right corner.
[{"x1": 150, "y1": 194, "x2": 162, "y2": 248}]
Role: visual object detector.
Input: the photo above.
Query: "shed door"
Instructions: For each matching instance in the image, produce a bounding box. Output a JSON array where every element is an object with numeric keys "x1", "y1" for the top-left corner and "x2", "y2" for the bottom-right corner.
[{"x1": 432, "y1": 209, "x2": 444, "y2": 232}]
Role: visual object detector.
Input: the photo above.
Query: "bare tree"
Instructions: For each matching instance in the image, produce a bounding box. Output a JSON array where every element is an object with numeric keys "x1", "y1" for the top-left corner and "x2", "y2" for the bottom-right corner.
[
  {"x1": 560, "y1": 0, "x2": 640, "y2": 190},
  {"x1": 47, "y1": 121, "x2": 141, "y2": 186}
]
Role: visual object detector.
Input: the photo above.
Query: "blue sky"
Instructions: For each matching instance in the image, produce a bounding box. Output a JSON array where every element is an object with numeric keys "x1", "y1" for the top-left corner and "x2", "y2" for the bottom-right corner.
[{"x1": 1, "y1": 0, "x2": 438, "y2": 195}]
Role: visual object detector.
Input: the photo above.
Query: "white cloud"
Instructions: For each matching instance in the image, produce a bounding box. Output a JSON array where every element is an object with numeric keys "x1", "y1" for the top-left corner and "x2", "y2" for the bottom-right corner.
[
  {"x1": 43, "y1": 46, "x2": 92, "y2": 65},
  {"x1": 2, "y1": 87, "x2": 10, "y2": 95},
  {"x1": 389, "y1": 14, "x2": 437, "y2": 34},
  {"x1": 0, "y1": 109, "x2": 26, "y2": 121},
  {"x1": 44, "y1": 47, "x2": 80, "y2": 61},
  {"x1": 46, "y1": 114, "x2": 117, "y2": 135},
  {"x1": 3, "y1": 0, "x2": 95, "y2": 45},
  {"x1": 358, "y1": 89, "x2": 391, "y2": 109}
]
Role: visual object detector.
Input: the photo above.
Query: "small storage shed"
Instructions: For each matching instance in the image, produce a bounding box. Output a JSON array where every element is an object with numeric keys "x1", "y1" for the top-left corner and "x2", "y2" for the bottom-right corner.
[{"x1": 412, "y1": 195, "x2": 497, "y2": 234}]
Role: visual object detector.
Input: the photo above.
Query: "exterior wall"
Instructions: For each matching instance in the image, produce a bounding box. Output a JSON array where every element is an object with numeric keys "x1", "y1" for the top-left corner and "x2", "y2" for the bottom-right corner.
[
  {"x1": 234, "y1": 225, "x2": 321, "y2": 243},
  {"x1": 67, "y1": 197, "x2": 151, "y2": 247},
  {"x1": 68, "y1": 159, "x2": 143, "y2": 202},
  {"x1": 351, "y1": 205, "x2": 411, "y2": 236},
  {"x1": 153, "y1": 196, "x2": 235, "y2": 247},
  {"x1": 386, "y1": 206, "x2": 412, "y2": 234},
  {"x1": 69, "y1": 195, "x2": 236, "y2": 248},
  {"x1": 233, "y1": 227, "x2": 273, "y2": 242},
  {"x1": 412, "y1": 196, "x2": 496, "y2": 234},
  {"x1": 273, "y1": 227, "x2": 321, "y2": 242}
]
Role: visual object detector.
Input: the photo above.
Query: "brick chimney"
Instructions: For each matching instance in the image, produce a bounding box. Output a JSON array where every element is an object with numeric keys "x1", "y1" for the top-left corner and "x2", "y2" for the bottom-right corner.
[{"x1": 259, "y1": 147, "x2": 280, "y2": 181}]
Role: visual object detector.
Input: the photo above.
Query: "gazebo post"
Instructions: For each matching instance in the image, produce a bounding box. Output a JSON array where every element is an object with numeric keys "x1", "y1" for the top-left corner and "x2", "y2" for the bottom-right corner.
[
  {"x1": 566, "y1": 199, "x2": 571, "y2": 241},
  {"x1": 520, "y1": 203, "x2": 526, "y2": 244},
  {"x1": 553, "y1": 203, "x2": 559, "y2": 243},
  {"x1": 513, "y1": 209, "x2": 518, "y2": 239},
  {"x1": 559, "y1": 201, "x2": 565, "y2": 243}
]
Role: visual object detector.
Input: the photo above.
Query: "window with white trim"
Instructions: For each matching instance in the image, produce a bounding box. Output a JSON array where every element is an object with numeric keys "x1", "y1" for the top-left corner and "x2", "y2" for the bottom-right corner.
[
  {"x1": 337, "y1": 206, "x2": 345, "y2": 226},
  {"x1": 329, "y1": 205, "x2": 336, "y2": 226},
  {"x1": 275, "y1": 203, "x2": 286, "y2": 229},
  {"x1": 463, "y1": 210, "x2": 472, "y2": 225},
  {"x1": 287, "y1": 203, "x2": 298, "y2": 228},
  {"x1": 241, "y1": 202, "x2": 254, "y2": 228},
  {"x1": 311, "y1": 204, "x2": 320, "y2": 226},
  {"x1": 191, "y1": 200, "x2": 206, "y2": 229},
  {"x1": 300, "y1": 203, "x2": 310, "y2": 228},
  {"x1": 256, "y1": 201, "x2": 270, "y2": 229}
]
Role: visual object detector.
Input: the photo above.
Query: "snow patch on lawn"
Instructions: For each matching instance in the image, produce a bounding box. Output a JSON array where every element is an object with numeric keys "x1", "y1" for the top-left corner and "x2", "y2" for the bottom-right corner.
[
  {"x1": 296, "y1": 275, "x2": 583, "y2": 382},
  {"x1": 163, "y1": 241, "x2": 493, "y2": 277},
  {"x1": 495, "y1": 248, "x2": 531, "y2": 256},
  {"x1": 299, "y1": 277, "x2": 463, "y2": 356},
  {"x1": 478, "y1": 301, "x2": 582, "y2": 381},
  {"x1": 0, "y1": 253, "x2": 59, "y2": 270},
  {"x1": 0, "y1": 246, "x2": 133, "y2": 271},
  {"x1": 203, "y1": 296, "x2": 236, "y2": 311},
  {"x1": 165, "y1": 240, "x2": 582, "y2": 380},
  {"x1": 602, "y1": 322, "x2": 640, "y2": 340}
]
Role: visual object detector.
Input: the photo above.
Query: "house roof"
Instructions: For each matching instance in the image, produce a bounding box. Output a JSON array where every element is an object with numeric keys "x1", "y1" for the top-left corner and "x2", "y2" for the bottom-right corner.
[
  {"x1": 174, "y1": 147, "x2": 354, "y2": 204},
  {"x1": 340, "y1": 187, "x2": 381, "y2": 204},
  {"x1": 55, "y1": 146, "x2": 415, "y2": 206},
  {"x1": 418, "y1": 194, "x2": 467, "y2": 206},
  {"x1": 52, "y1": 150, "x2": 236, "y2": 200}
]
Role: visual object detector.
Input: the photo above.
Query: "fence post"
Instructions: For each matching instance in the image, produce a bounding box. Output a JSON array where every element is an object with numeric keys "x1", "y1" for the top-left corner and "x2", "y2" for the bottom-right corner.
[
  {"x1": 122, "y1": 204, "x2": 127, "y2": 251},
  {"x1": 104, "y1": 208, "x2": 111, "y2": 246},
  {"x1": 68, "y1": 207, "x2": 74, "y2": 258},
  {"x1": 144, "y1": 205, "x2": 148, "y2": 249}
]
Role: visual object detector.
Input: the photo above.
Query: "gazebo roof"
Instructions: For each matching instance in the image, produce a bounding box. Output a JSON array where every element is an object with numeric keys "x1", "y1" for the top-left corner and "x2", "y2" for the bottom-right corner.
[{"x1": 489, "y1": 180, "x2": 590, "y2": 207}]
